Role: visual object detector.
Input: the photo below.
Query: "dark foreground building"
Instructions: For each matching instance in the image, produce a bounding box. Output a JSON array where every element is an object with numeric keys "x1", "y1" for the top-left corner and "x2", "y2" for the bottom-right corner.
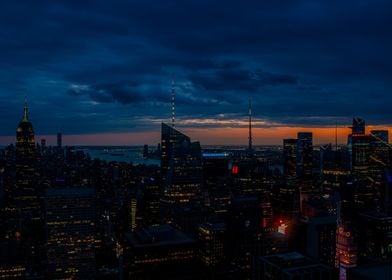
[
  {"x1": 254, "y1": 252, "x2": 333, "y2": 280},
  {"x1": 125, "y1": 224, "x2": 197, "y2": 279}
]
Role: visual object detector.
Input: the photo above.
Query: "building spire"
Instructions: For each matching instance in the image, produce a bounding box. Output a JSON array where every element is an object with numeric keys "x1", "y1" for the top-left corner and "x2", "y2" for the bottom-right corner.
[
  {"x1": 23, "y1": 96, "x2": 29, "y2": 121},
  {"x1": 171, "y1": 80, "x2": 175, "y2": 128},
  {"x1": 248, "y1": 98, "x2": 253, "y2": 152}
]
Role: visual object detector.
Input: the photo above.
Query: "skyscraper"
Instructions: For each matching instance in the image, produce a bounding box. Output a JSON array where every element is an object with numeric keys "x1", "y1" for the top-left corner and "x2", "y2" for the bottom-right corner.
[
  {"x1": 283, "y1": 139, "x2": 297, "y2": 184},
  {"x1": 160, "y1": 123, "x2": 203, "y2": 221},
  {"x1": 45, "y1": 187, "x2": 96, "y2": 279},
  {"x1": 296, "y1": 132, "x2": 313, "y2": 181},
  {"x1": 14, "y1": 98, "x2": 40, "y2": 217}
]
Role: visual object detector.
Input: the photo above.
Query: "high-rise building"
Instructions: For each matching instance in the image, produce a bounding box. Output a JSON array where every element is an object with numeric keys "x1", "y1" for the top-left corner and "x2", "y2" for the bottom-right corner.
[
  {"x1": 203, "y1": 153, "x2": 230, "y2": 218},
  {"x1": 351, "y1": 134, "x2": 371, "y2": 177},
  {"x1": 45, "y1": 187, "x2": 96, "y2": 279},
  {"x1": 297, "y1": 132, "x2": 313, "y2": 181},
  {"x1": 160, "y1": 123, "x2": 203, "y2": 221},
  {"x1": 278, "y1": 139, "x2": 300, "y2": 220},
  {"x1": 14, "y1": 98, "x2": 40, "y2": 217},
  {"x1": 198, "y1": 223, "x2": 226, "y2": 268},
  {"x1": 283, "y1": 139, "x2": 297, "y2": 184},
  {"x1": 306, "y1": 216, "x2": 337, "y2": 267},
  {"x1": 141, "y1": 177, "x2": 161, "y2": 226}
]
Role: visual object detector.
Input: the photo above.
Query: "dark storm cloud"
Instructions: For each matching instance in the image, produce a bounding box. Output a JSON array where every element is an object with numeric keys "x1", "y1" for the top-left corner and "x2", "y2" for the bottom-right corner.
[{"x1": 0, "y1": 0, "x2": 391, "y2": 137}]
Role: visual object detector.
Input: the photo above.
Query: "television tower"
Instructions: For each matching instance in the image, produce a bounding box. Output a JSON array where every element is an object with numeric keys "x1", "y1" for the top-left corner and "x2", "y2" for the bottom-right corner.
[
  {"x1": 248, "y1": 98, "x2": 253, "y2": 152},
  {"x1": 171, "y1": 80, "x2": 175, "y2": 128}
]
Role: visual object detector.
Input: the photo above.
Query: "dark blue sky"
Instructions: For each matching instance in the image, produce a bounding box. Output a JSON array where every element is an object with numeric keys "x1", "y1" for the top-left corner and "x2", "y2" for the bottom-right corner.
[{"x1": 0, "y1": 0, "x2": 391, "y2": 142}]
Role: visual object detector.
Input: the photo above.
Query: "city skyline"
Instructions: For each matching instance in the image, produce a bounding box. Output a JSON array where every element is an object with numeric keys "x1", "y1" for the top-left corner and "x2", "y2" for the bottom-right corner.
[
  {"x1": 1, "y1": 1, "x2": 392, "y2": 145},
  {"x1": 1, "y1": 99, "x2": 392, "y2": 146}
]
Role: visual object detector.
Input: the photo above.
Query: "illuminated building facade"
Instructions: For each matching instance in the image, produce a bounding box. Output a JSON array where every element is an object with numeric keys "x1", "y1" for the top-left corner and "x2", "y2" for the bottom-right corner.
[
  {"x1": 45, "y1": 187, "x2": 96, "y2": 279},
  {"x1": 335, "y1": 223, "x2": 357, "y2": 280},
  {"x1": 160, "y1": 123, "x2": 203, "y2": 221},
  {"x1": 198, "y1": 223, "x2": 226, "y2": 268},
  {"x1": 141, "y1": 177, "x2": 160, "y2": 226}
]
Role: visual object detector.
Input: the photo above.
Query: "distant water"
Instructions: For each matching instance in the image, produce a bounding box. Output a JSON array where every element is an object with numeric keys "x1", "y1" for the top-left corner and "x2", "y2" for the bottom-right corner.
[{"x1": 82, "y1": 146, "x2": 160, "y2": 166}]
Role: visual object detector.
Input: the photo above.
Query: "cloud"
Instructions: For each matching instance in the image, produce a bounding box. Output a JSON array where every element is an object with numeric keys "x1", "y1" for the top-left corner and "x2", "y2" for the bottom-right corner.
[{"x1": 0, "y1": 0, "x2": 391, "y2": 139}]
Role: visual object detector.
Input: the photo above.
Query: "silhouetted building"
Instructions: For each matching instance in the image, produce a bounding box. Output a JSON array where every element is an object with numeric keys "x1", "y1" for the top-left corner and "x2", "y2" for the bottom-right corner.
[
  {"x1": 57, "y1": 132, "x2": 62, "y2": 148},
  {"x1": 125, "y1": 224, "x2": 196, "y2": 278},
  {"x1": 297, "y1": 132, "x2": 313, "y2": 181},
  {"x1": 352, "y1": 117, "x2": 366, "y2": 134},
  {"x1": 203, "y1": 153, "x2": 231, "y2": 219},
  {"x1": 357, "y1": 211, "x2": 392, "y2": 261},
  {"x1": 283, "y1": 139, "x2": 297, "y2": 184},
  {"x1": 306, "y1": 215, "x2": 336, "y2": 267}
]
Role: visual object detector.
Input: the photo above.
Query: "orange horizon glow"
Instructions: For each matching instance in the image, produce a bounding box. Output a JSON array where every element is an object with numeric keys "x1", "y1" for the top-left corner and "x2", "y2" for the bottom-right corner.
[
  {"x1": 0, "y1": 126, "x2": 392, "y2": 146},
  {"x1": 1, "y1": 125, "x2": 391, "y2": 146}
]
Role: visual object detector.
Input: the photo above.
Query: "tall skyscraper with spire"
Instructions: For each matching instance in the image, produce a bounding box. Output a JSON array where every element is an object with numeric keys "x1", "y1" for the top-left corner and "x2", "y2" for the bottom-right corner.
[
  {"x1": 160, "y1": 81, "x2": 202, "y2": 222},
  {"x1": 14, "y1": 97, "x2": 40, "y2": 217}
]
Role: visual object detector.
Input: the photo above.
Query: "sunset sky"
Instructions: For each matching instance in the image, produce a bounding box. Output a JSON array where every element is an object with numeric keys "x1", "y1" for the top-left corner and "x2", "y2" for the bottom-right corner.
[{"x1": 0, "y1": 0, "x2": 391, "y2": 145}]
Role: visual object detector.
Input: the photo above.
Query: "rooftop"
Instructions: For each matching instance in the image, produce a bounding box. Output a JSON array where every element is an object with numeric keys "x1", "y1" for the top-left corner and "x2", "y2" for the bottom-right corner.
[
  {"x1": 127, "y1": 224, "x2": 195, "y2": 248},
  {"x1": 46, "y1": 187, "x2": 95, "y2": 198}
]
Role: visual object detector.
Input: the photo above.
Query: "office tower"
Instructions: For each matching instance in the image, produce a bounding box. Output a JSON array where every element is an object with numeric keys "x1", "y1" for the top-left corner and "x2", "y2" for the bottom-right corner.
[
  {"x1": 357, "y1": 211, "x2": 392, "y2": 261},
  {"x1": 351, "y1": 134, "x2": 371, "y2": 177},
  {"x1": 130, "y1": 196, "x2": 138, "y2": 232},
  {"x1": 160, "y1": 122, "x2": 190, "y2": 183},
  {"x1": 296, "y1": 132, "x2": 313, "y2": 181},
  {"x1": 278, "y1": 139, "x2": 300, "y2": 220},
  {"x1": 57, "y1": 132, "x2": 62, "y2": 148},
  {"x1": 306, "y1": 216, "x2": 337, "y2": 267},
  {"x1": 160, "y1": 123, "x2": 203, "y2": 221},
  {"x1": 45, "y1": 187, "x2": 96, "y2": 279},
  {"x1": 283, "y1": 139, "x2": 297, "y2": 184},
  {"x1": 14, "y1": 98, "x2": 40, "y2": 217},
  {"x1": 198, "y1": 223, "x2": 226, "y2": 268},
  {"x1": 254, "y1": 252, "x2": 333, "y2": 280},
  {"x1": 352, "y1": 117, "x2": 366, "y2": 134},
  {"x1": 203, "y1": 153, "x2": 230, "y2": 218},
  {"x1": 227, "y1": 196, "x2": 263, "y2": 278},
  {"x1": 141, "y1": 177, "x2": 161, "y2": 226}
]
